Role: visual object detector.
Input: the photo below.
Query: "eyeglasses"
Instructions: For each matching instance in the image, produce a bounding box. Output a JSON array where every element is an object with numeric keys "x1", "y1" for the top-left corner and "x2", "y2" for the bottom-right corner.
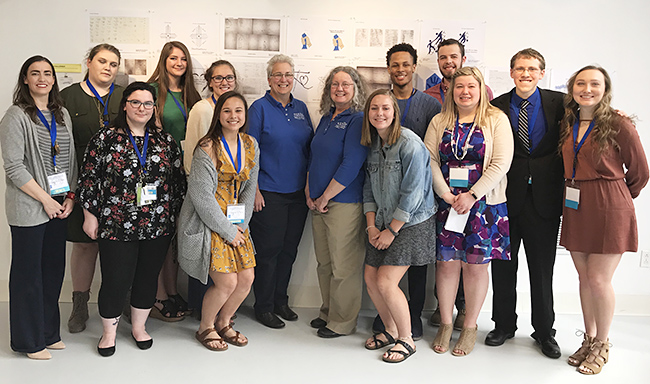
[
  {"x1": 331, "y1": 82, "x2": 354, "y2": 89},
  {"x1": 513, "y1": 67, "x2": 541, "y2": 74},
  {"x1": 126, "y1": 100, "x2": 155, "y2": 109},
  {"x1": 212, "y1": 75, "x2": 236, "y2": 83},
  {"x1": 270, "y1": 72, "x2": 294, "y2": 80}
]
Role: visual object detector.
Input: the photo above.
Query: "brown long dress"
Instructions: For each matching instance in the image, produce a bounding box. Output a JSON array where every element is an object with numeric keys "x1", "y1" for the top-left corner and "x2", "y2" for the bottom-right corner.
[{"x1": 560, "y1": 116, "x2": 649, "y2": 254}]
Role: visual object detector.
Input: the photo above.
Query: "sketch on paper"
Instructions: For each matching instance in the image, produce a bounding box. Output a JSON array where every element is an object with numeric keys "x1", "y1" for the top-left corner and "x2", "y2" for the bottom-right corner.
[
  {"x1": 332, "y1": 33, "x2": 344, "y2": 51},
  {"x1": 370, "y1": 29, "x2": 383, "y2": 47},
  {"x1": 355, "y1": 29, "x2": 369, "y2": 47},
  {"x1": 301, "y1": 33, "x2": 312, "y2": 50},
  {"x1": 427, "y1": 31, "x2": 445, "y2": 54},
  {"x1": 357, "y1": 66, "x2": 391, "y2": 92},
  {"x1": 294, "y1": 70, "x2": 313, "y2": 90},
  {"x1": 190, "y1": 24, "x2": 209, "y2": 47},
  {"x1": 160, "y1": 23, "x2": 178, "y2": 42},
  {"x1": 124, "y1": 59, "x2": 147, "y2": 76},
  {"x1": 224, "y1": 18, "x2": 281, "y2": 52},
  {"x1": 90, "y1": 16, "x2": 149, "y2": 45}
]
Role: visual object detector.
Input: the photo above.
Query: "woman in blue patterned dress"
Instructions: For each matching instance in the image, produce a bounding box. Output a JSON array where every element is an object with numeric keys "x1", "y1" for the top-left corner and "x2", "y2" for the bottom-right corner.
[{"x1": 424, "y1": 67, "x2": 513, "y2": 357}]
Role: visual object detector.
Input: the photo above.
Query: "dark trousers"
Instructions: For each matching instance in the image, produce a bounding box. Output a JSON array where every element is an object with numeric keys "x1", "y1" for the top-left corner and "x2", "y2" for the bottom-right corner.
[
  {"x1": 491, "y1": 188, "x2": 559, "y2": 338},
  {"x1": 9, "y1": 218, "x2": 67, "y2": 353},
  {"x1": 97, "y1": 236, "x2": 171, "y2": 318},
  {"x1": 250, "y1": 190, "x2": 308, "y2": 314}
]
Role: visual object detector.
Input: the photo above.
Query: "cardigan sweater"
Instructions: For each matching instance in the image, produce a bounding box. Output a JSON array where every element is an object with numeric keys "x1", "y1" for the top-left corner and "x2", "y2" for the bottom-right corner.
[
  {"x1": 0, "y1": 105, "x2": 77, "y2": 226},
  {"x1": 424, "y1": 110, "x2": 513, "y2": 205}
]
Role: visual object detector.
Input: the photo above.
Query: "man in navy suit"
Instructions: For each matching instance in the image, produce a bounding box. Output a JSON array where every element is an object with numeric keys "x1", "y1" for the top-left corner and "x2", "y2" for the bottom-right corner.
[{"x1": 486, "y1": 48, "x2": 564, "y2": 359}]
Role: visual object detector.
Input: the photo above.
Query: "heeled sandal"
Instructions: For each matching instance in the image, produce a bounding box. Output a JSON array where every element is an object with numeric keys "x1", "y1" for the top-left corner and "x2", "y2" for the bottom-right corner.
[
  {"x1": 432, "y1": 323, "x2": 453, "y2": 353},
  {"x1": 568, "y1": 332, "x2": 593, "y2": 367},
  {"x1": 169, "y1": 293, "x2": 192, "y2": 316},
  {"x1": 578, "y1": 338, "x2": 610, "y2": 375},
  {"x1": 149, "y1": 299, "x2": 184, "y2": 322},
  {"x1": 451, "y1": 326, "x2": 478, "y2": 356}
]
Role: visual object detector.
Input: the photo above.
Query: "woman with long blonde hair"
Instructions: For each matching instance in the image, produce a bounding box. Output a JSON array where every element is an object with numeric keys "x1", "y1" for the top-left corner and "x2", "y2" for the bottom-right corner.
[
  {"x1": 559, "y1": 65, "x2": 648, "y2": 375},
  {"x1": 424, "y1": 66, "x2": 513, "y2": 357}
]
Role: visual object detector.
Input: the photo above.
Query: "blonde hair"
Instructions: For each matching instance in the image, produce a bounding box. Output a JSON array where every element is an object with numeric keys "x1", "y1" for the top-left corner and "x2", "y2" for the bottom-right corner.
[
  {"x1": 360, "y1": 89, "x2": 401, "y2": 147},
  {"x1": 559, "y1": 65, "x2": 622, "y2": 154},
  {"x1": 437, "y1": 66, "x2": 499, "y2": 129}
]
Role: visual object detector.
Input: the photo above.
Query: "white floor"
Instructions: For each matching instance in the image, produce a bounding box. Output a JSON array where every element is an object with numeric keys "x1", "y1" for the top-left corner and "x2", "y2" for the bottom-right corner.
[{"x1": 0, "y1": 303, "x2": 647, "y2": 384}]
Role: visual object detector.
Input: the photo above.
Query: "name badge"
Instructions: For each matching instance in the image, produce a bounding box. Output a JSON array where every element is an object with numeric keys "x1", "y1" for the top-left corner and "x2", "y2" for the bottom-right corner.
[
  {"x1": 449, "y1": 167, "x2": 469, "y2": 188},
  {"x1": 565, "y1": 185, "x2": 580, "y2": 210},
  {"x1": 227, "y1": 204, "x2": 245, "y2": 224},
  {"x1": 137, "y1": 183, "x2": 157, "y2": 206},
  {"x1": 48, "y1": 172, "x2": 70, "y2": 195}
]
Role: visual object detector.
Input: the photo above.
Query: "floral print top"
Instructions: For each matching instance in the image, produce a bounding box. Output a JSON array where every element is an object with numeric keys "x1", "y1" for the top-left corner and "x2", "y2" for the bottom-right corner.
[{"x1": 78, "y1": 127, "x2": 186, "y2": 241}]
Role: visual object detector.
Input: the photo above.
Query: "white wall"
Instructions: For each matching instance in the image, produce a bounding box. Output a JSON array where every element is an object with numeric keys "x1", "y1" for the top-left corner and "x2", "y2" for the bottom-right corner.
[{"x1": 1, "y1": 0, "x2": 650, "y2": 314}]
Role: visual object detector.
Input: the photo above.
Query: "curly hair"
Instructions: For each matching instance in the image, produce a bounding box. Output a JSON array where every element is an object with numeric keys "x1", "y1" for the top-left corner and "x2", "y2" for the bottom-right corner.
[
  {"x1": 319, "y1": 66, "x2": 368, "y2": 115},
  {"x1": 559, "y1": 65, "x2": 622, "y2": 154}
]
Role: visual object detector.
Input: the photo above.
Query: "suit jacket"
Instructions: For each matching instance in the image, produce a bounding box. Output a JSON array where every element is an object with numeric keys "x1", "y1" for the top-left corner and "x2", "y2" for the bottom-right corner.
[{"x1": 491, "y1": 88, "x2": 565, "y2": 219}]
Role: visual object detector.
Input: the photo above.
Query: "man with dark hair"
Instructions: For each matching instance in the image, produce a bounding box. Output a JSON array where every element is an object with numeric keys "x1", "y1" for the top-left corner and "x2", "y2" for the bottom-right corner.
[
  {"x1": 424, "y1": 38, "x2": 493, "y2": 104},
  {"x1": 372, "y1": 43, "x2": 441, "y2": 340},
  {"x1": 485, "y1": 48, "x2": 563, "y2": 359}
]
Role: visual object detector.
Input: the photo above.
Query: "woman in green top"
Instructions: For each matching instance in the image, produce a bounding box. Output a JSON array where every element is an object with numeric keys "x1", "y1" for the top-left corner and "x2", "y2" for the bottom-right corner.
[
  {"x1": 147, "y1": 41, "x2": 201, "y2": 320},
  {"x1": 60, "y1": 43, "x2": 123, "y2": 334}
]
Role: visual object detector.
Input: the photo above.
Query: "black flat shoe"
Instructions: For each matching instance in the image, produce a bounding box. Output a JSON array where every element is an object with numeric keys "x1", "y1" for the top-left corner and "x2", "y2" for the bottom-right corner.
[
  {"x1": 317, "y1": 327, "x2": 344, "y2": 338},
  {"x1": 310, "y1": 317, "x2": 327, "y2": 329},
  {"x1": 274, "y1": 304, "x2": 298, "y2": 321},
  {"x1": 372, "y1": 314, "x2": 385, "y2": 333},
  {"x1": 132, "y1": 334, "x2": 153, "y2": 350},
  {"x1": 533, "y1": 335, "x2": 561, "y2": 359},
  {"x1": 256, "y1": 312, "x2": 285, "y2": 329},
  {"x1": 97, "y1": 337, "x2": 115, "y2": 357},
  {"x1": 485, "y1": 329, "x2": 515, "y2": 346},
  {"x1": 411, "y1": 315, "x2": 423, "y2": 341}
]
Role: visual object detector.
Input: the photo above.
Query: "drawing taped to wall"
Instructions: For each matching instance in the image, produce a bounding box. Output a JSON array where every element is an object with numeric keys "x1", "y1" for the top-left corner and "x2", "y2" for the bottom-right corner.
[{"x1": 224, "y1": 17, "x2": 281, "y2": 52}]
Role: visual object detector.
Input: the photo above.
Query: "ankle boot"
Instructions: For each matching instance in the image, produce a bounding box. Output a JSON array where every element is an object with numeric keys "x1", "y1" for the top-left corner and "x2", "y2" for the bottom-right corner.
[{"x1": 68, "y1": 290, "x2": 90, "y2": 333}]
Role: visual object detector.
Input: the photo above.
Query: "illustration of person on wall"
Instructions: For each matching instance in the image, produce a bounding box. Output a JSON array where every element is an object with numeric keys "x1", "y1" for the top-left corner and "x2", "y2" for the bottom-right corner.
[
  {"x1": 301, "y1": 33, "x2": 312, "y2": 50},
  {"x1": 333, "y1": 34, "x2": 344, "y2": 51}
]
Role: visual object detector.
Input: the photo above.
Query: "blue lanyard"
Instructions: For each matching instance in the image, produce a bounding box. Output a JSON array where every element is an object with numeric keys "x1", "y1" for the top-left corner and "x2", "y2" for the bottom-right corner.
[
  {"x1": 86, "y1": 80, "x2": 114, "y2": 128},
  {"x1": 127, "y1": 128, "x2": 150, "y2": 175},
  {"x1": 221, "y1": 135, "x2": 241, "y2": 199},
  {"x1": 399, "y1": 89, "x2": 416, "y2": 126},
  {"x1": 518, "y1": 97, "x2": 541, "y2": 151},
  {"x1": 36, "y1": 110, "x2": 58, "y2": 168},
  {"x1": 571, "y1": 116, "x2": 595, "y2": 180},
  {"x1": 221, "y1": 135, "x2": 241, "y2": 174},
  {"x1": 167, "y1": 90, "x2": 187, "y2": 123},
  {"x1": 451, "y1": 116, "x2": 476, "y2": 161},
  {"x1": 211, "y1": 95, "x2": 217, "y2": 105}
]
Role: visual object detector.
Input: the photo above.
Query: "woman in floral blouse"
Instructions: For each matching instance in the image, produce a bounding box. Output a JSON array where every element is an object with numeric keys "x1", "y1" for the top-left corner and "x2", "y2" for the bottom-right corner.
[{"x1": 78, "y1": 81, "x2": 186, "y2": 357}]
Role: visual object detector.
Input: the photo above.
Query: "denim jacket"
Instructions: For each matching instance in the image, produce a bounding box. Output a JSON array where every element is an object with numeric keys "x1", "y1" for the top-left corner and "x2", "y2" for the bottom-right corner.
[{"x1": 363, "y1": 128, "x2": 436, "y2": 229}]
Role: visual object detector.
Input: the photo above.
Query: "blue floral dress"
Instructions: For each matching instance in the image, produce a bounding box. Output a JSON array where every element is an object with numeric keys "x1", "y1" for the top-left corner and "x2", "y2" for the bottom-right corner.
[{"x1": 436, "y1": 123, "x2": 510, "y2": 264}]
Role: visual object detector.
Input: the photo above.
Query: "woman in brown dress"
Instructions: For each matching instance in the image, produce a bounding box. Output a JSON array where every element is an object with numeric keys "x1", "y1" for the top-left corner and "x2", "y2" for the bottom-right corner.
[{"x1": 559, "y1": 65, "x2": 649, "y2": 375}]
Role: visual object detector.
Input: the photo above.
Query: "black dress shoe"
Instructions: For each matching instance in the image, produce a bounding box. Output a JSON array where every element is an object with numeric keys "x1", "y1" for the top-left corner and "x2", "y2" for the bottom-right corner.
[
  {"x1": 317, "y1": 327, "x2": 344, "y2": 338},
  {"x1": 132, "y1": 334, "x2": 153, "y2": 350},
  {"x1": 485, "y1": 329, "x2": 515, "y2": 346},
  {"x1": 97, "y1": 337, "x2": 115, "y2": 357},
  {"x1": 310, "y1": 317, "x2": 327, "y2": 329},
  {"x1": 256, "y1": 312, "x2": 285, "y2": 329},
  {"x1": 274, "y1": 304, "x2": 298, "y2": 321},
  {"x1": 372, "y1": 315, "x2": 385, "y2": 333},
  {"x1": 534, "y1": 335, "x2": 561, "y2": 359}
]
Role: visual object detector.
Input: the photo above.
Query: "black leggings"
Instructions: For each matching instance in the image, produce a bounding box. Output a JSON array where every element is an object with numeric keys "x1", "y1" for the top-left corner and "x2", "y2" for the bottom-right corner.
[{"x1": 97, "y1": 236, "x2": 171, "y2": 318}]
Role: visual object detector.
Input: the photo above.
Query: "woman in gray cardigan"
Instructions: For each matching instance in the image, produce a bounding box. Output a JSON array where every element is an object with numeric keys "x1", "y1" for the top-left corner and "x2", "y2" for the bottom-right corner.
[
  {"x1": 178, "y1": 91, "x2": 259, "y2": 351},
  {"x1": 0, "y1": 56, "x2": 77, "y2": 360}
]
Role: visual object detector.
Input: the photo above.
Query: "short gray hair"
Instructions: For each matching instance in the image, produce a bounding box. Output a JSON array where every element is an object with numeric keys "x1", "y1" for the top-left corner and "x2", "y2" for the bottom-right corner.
[{"x1": 266, "y1": 54, "x2": 294, "y2": 78}]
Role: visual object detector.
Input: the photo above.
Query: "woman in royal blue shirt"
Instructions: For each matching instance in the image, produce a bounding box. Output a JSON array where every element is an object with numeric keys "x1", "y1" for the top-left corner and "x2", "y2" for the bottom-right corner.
[
  {"x1": 247, "y1": 55, "x2": 313, "y2": 329},
  {"x1": 306, "y1": 67, "x2": 368, "y2": 338}
]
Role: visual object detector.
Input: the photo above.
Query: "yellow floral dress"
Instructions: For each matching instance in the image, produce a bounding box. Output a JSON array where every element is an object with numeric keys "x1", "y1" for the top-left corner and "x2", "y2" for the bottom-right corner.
[{"x1": 210, "y1": 133, "x2": 256, "y2": 273}]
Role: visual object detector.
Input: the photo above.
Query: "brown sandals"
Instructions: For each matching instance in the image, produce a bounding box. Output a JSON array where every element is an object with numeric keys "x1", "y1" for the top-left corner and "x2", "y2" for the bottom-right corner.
[
  {"x1": 195, "y1": 328, "x2": 228, "y2": 351},
  {"x1": 218, "y1": 324, "x2": 248, "y2": 347},
  {"x1": 578, "y1": 338, "x2": 610, "y2": 375},
  {"x1": 568, "y1": 333, "x2": 593, "y2": 366},
  {"x1": 451, "y1": 326, "x2": 477, "y2": 356},
  {"x1": 432, "y1": 323, "x2": 453, "y2": 353}
]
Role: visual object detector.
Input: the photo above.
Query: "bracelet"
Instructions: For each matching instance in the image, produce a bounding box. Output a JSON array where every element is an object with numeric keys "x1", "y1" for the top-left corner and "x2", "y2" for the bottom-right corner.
[
  {"x1": 387, "y1": 224, "x2": 399, "y2": 237},
  {"x1": 365, "y1": 226, "x2": 377, "y2": 234},
  {"x1": 66, "y1": 191, "x2": 76, "y2": 200}
]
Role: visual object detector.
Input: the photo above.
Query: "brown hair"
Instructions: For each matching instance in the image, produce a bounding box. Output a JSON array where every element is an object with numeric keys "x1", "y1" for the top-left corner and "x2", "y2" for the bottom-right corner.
[
  {"x1": 509, "y1": 48, "x2": 546, "y2": 70},
  {"x1": 84, "y1": 43, "x2": 121, "y2": 80},
  {"x1": 360, "y1": 89, "x2": 401, "y2": 147},
  {"x1": 13, "y1": 55, "x2": 65, "y2": 125}
]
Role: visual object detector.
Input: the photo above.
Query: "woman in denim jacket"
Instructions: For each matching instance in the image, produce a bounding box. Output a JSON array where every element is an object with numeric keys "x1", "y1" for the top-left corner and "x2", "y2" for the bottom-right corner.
[{"x1": 361, "y1": 89, "x2": 436, "y2": 363}]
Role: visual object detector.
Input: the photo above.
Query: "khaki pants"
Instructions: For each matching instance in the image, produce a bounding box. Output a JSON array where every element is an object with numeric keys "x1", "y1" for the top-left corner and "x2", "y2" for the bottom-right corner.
[{"x1": 311, "y1": 202, "x2": 365, "y2": 334}]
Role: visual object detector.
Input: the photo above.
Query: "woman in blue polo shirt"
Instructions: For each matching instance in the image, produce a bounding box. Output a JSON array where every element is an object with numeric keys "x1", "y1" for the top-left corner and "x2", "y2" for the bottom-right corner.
[
  {"x1": 247, "y1": 54, "x2": 313, "y2": 329},
  {"x1": 307, "y1": 67, "x2": 368, "y2": 338}
]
